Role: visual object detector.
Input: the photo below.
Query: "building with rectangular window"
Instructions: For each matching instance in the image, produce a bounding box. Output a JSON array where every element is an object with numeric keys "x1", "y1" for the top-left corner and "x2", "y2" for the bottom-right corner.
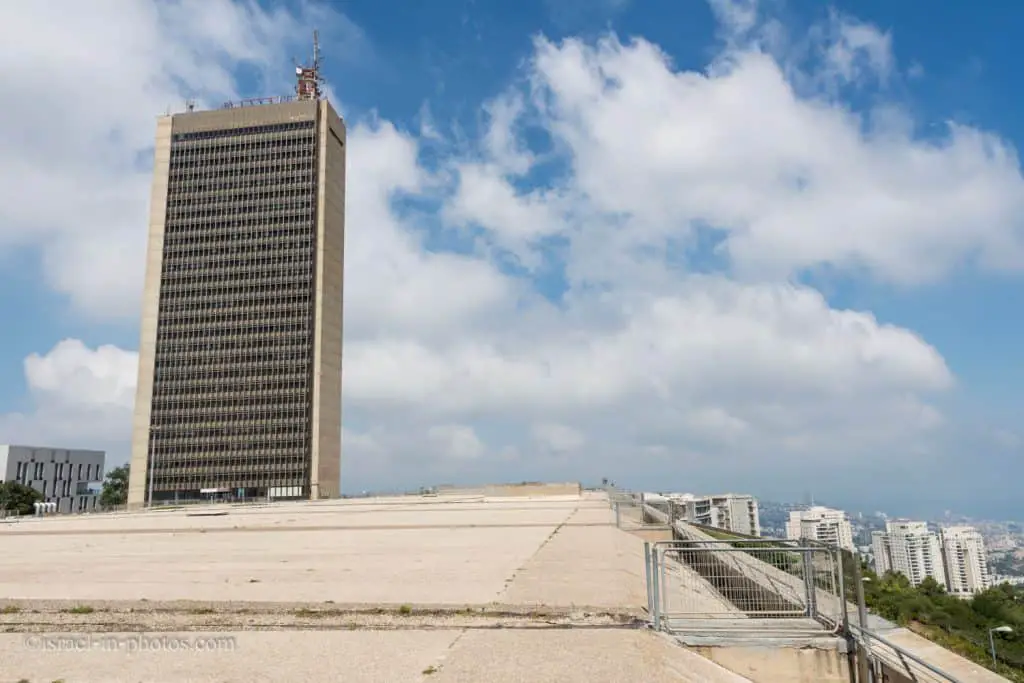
[
  {"x1": 940, "y1": 526, "x2": 991, "y2": 597},
  {"x1": 127, "y1": 51, "x2": 345, "y2": 507},
  {"x1": 0, "y1": 445, "x2": 105, "y2": 513},
  {"x1": 872, "y1": 520, "x2": 947, "y2": 588},
  {"x1": 786, "y1": 506, "x2": 856, "y2": 551},
  {"x1": 668, "y1": 492, "x2": 762, "y2": 536}
]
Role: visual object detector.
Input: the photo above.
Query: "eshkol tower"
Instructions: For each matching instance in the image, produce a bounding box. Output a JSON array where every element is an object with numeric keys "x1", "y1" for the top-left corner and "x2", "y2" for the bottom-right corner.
[{"x1": 127, "y1": 33, "x2": 345, "y2": 507}]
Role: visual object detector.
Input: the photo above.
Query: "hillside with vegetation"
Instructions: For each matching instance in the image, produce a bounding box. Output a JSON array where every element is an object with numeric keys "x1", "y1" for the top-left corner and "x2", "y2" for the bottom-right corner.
[{"x1": 862, "y1": 568, "x2": 1024, "y2": 681}]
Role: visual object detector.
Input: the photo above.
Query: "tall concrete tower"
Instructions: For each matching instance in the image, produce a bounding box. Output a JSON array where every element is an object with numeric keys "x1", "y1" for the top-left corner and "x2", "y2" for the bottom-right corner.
[{"x1": 127, "y1": 36, "x2": 344, "y2": 507}]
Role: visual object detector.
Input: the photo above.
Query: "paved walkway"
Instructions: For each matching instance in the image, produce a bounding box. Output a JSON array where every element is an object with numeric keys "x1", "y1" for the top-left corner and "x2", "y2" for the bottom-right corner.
[
  {"x1": 0, "y1": 628, "x2": 753, "y2": 683},
  {"x1": 0, "y1": 492, "x2": 753, "y2": 682}
]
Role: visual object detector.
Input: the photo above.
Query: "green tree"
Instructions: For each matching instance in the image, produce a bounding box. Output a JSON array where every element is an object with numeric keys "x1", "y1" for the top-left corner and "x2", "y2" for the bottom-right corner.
[
  {"x1": 859, "y1": 566, "x2": 1024, "y2": 679},
  {"x1": 99, "y1": 465, "x2": 129, "y2": 508},
  {"x1": 0, "y1": 481, "x2": 43, "y2": 516}
]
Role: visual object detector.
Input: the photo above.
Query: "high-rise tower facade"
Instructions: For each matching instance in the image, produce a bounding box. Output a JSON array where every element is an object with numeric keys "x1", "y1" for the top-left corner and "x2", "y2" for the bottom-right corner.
[
  {"x1": 940, "y1": 526, "x2": 991, "y2": 596},
  {"x1": 127, "y1": 45, "x2": 344, "y2": 506}
]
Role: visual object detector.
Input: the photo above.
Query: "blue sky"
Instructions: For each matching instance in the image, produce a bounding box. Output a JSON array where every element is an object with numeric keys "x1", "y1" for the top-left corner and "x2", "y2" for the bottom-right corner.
[{"x1": 0, "y1": 0, "x2": 1021, "y2": 520}]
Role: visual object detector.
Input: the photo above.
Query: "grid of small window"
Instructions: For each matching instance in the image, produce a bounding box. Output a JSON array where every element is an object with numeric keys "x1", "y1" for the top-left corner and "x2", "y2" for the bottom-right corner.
[{"x1": 148, "y1": 118, "x2": 320, "y2": 499}]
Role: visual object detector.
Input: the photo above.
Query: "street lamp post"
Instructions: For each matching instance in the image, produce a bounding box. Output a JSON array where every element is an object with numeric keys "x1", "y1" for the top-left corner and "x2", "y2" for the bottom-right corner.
[
  {"x1": 853, "y1": 566, "x2": 875, "y2": 683},
  {"x1": 989, "y1": 626, "x2": 1013, "y2": 667}
]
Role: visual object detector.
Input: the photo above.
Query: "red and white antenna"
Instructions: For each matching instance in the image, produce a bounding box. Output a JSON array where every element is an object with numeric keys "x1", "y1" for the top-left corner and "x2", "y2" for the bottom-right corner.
[{"x1": 296, "y1": 30, "x2": 325, "y2": 101}]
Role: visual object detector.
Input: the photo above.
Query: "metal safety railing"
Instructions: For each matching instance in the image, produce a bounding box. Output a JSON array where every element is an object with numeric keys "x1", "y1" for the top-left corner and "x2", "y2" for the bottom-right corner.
[
  {"x1": 849, "y1": 623, "x2": 966, "y2": 683},
  {"x1": 644, "y1": 539, "x2": 846, "y2": 633},
  {"x1": 616, "y1": 492, "x2": 968, "y2": 682}
]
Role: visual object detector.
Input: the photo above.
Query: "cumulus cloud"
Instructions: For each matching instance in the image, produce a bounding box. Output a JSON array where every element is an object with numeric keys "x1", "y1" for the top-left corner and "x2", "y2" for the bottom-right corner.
[
  {"x1": 0, "y1": 0, "x2": 1017, "y2": 506},
  {"x1": 0, "y1": 340, "x2": 136, "y2": 447},
  {"x1": 0, "y1": 0, "x2": 365, "y2": 317}
]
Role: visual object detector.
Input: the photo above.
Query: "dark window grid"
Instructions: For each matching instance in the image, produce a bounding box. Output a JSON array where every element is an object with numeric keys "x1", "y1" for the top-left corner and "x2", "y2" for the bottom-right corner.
[
  {"x1": 160, "y1": 249, "x2": 315, "y2": 266},
  {"x1": 167, "y1": 165, "x2": 316, "y2": 185},
  {"x1": 150, "y1": 123, "x2": 323, "y2": 498},
  {"x1": 166, "y1": 171, "x2": 316, "y2": 192},
  {"x1": 171, "y1": 121, "x2": 315, "y2": 143},
  {"x1": 163, "y1": 214, "x2": 316, "y2": 234},
  {"x1": 164, "y1": 180, "x2": 317, "y2": 201},
  {"x1": 169, "y1": 138, "x2": 317, "y2": 161},
  {"x1": 153, "y1": 435, "x2": 312, "y2": 449},
  {"x1": 152, "y1": 430, "x2": 311, "y2": 443},
  {"x1": 152, "y1": 375, "x2": 312, "y2": 392},
  {"x1": 156, "y1": 316, "x2": 313, "y2": 330},
  {"x1": 170, "y1": 137, "x2": 316, "y2": 153},
  {"x1": 157, "y1": 295, "x2": 313, "y2": 314},
  {"x1": 152, "y1": 361, "x2": 313, "y2": 377},
  {"x1": 168, "y1": 153, "x2": 316, "y2": 175},
  {"x1": 162, "y1": 215, "x2": 316, "y2": 231},
  {"x1": 152, "y1": 367, "x2": 312, "y2": 382},
  {"x1": 154, "y1": 346, "x2": 312, "y2": 361},
  {"x1": 162, "y1": 220, "x2": 316, "y2": 239},
  {"x1": 158, "y1": 291, "x2": 311, "y2": 305},
  {"x1": 158, "y1": 295, "x2": 312, "y2": 310},
  {"x1": 158, "y1": 273, "x2": 314, "y2": 290},
  {"x1": 151, "y1": 387, "x2": 313, "y2": 405},
  {"x1": 165, "y1": 190, "x2": 317, "y2": 211},
  {"x1": 151, "y1": 431, "x2": 311, "y2": 443},
  {"x1": 171, "y1": 132, "x2": 316, "y2": 153},
  {"x1": 161, "y1": 234, "x2": 315, "y2": 252},
  {"x1": 162, "y1": 235, "x2": 314, "y2": 253},
  {"x1": 154, "y1": 350, "x2": 312, "y2": 366},
  {"x1": 152, "y1": 332, "x2": 312, "y2": 347},
  {"x1": 150, "y1": 403, "x2": 312, "y2": 418},
  {"x1": 150, "y1": 396, "x2": 312, "y2": 411},
  {"x1": 165, "y1": 197, "x2": 316, "y2": 217},
  {"x1": 157, "y1": 283, "x2": 313, "y2": 296},
  {"x1": 172, "y1": 136, "x2": 317, "y2": 156},
  {"x1": 150, "y1": 418, "x2": 311, "y2": 433},
  {"x1": 158, "y1": 258, "x2": 316, "y2": 277},
  {"x1": 170, "y1": 143, "x2": 317, "y2": 162},
  {"x1": 154, "y1": 345, "x2": 312, "y2": 359}
]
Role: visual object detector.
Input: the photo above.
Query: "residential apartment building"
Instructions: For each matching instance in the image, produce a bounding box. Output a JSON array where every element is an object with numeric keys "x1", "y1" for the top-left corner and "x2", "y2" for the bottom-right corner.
[
  {"x1": 0, "y1": 445, "x2": 105, "y2": 513},
  {"x1": 940, "y1": 526, "x2": 991, "y2": 596},
  {"x1": 785, "y1": 506, "x2": 856, "y2": 551},
  {"x1": 127, "y1": 45, "x2": 345, "y2": 507},
  {"x1": 873, "y1": 520, "x2": 948, "y2": 588},
  {"x1": 669, "y1": 493, "x2": 761, "y2": 536}
]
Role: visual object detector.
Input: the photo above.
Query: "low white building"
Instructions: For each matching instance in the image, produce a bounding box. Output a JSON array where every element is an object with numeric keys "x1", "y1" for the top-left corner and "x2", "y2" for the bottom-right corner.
[
  {"x1": 668, "y1": 493, "x2": 761, "y2": 537},
  {"x1": 786, "y1": 506, "x2": 856, "y2": 551},
  {"x1": 0, "y1": 445, "x2": 105, "y2": 514},
  {"x1": 873, "y1": 520, "x2": 947, "y2": 588},
  {"x1": 940, "y1": 526, "x2": 991, "y2": 596}
]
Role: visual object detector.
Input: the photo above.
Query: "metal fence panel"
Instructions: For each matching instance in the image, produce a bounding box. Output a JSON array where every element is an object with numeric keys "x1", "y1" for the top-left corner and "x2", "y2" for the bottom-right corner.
[{"x1": 650, "y1": 540, "x2": 842, "y2": 626}]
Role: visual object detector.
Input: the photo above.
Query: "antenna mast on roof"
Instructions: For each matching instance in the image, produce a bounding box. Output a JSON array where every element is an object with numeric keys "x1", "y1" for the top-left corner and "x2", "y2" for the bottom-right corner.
[{"x1": 295, "y1": 30, "x2": 325, "y2": 101}]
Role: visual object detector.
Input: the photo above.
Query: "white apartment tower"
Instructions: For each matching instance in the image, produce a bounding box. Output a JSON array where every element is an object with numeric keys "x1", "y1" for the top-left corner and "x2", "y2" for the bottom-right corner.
[
  {"x1": 669, "y1": 493, "x2": 761, "y2": 536},
  {"x1": 940, "y1": 526, "x2": 991, "y2": 596},
  {"x1": 872, "y1": 520, "x2": 947, "y2": 588},
  {"x1": 786, "y1": 506, "x2": 856, "y2": 551}
]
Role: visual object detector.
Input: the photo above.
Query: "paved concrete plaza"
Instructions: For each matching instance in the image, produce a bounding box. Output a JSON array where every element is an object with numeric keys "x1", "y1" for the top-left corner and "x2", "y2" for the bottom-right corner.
[
  {"x1": 0, "y1": 491, "x2": 754, "y2": 682},
  {"x1": 0, "y1": 629, "x2": 756, "y2": 683},
  {"x1": 2, "y1": 493, "x2": 647, "y2": 606}
]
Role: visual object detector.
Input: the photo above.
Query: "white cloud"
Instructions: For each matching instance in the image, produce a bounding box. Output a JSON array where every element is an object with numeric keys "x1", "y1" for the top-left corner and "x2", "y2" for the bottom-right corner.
[
  {"x1": 520, "y1": 33, "x2": 1024, "y2": 287},
  {"x1": 0, "y1": 340, "x2": 136, "y2": 447},
  {"x1": 427, "y1": 425, "x2": 486, "y2": 460},
  {"x1": 0, "y1": 0, "x2": 1017, "y2": 505},
  {"x1": 531, "y1": 423, "x2": 586, "y2": 453},
  {"x1": 0, "y1": 0, "x2": 365, "y2": 318}
]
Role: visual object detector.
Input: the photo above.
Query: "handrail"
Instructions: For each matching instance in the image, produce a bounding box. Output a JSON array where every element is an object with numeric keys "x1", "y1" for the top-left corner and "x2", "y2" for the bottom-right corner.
[{"x1": 849, "y1": 623, "x2": 963, "y2": 683}]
